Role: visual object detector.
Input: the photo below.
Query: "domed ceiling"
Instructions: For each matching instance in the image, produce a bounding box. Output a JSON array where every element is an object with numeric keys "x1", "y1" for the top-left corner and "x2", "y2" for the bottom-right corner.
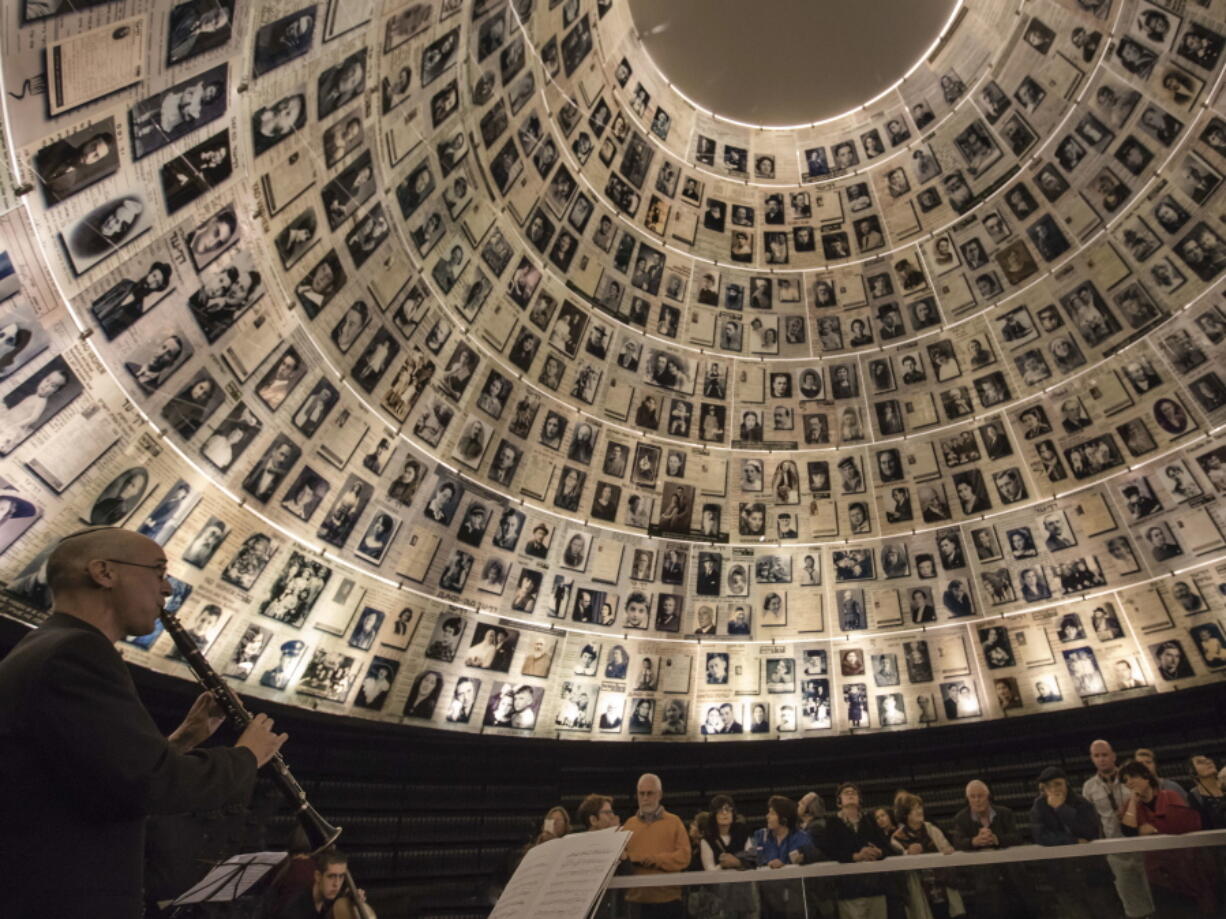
[
  {"x1": 627, "y1": 0, "x2": 962, "y2": 126},
  {"x1": 0, "y1": 0, "x2": 1223, "y2": 741}
]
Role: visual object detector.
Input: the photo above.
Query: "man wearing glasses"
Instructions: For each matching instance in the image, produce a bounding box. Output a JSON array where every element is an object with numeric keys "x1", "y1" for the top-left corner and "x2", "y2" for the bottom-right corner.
[{"x1": 0, "y1": 526, "x2": 287, "y2": 919}]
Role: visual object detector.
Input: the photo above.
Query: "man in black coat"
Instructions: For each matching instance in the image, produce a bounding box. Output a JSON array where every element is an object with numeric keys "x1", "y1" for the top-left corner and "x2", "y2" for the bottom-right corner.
[
  {"x1": 821, "y1": 782, "x2": 893, "y2": 912},
  {"x1": 1029, "y1": 766, "x2": 1112, "y2": 918},
  {"x1": 1030, "y1": 766, "x2": 1100, "y2": 844},
  {"x1": 0, "y1": 527, "x2": 286, "y2": 919}
]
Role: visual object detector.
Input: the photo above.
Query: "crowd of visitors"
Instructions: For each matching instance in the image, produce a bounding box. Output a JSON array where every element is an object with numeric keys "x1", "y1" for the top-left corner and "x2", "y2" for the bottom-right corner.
[{"x1": 520, "y1": 742, "x2": 1226, "y2": 919}]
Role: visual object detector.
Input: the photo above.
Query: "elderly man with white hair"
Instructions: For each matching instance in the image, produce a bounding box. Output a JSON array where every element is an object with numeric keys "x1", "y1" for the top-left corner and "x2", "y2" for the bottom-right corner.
[
  {"x1": 621, "y1": 773, "x2": 691, "y2": 918},
  {"x1": 949, "y1": 779, "x2": 1037, "y2": 918}
]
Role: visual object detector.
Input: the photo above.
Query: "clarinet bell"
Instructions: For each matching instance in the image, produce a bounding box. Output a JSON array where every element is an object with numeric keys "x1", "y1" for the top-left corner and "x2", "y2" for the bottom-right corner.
[{"x1": 300, "y1": 803, "x2": 343, "y2": 853}]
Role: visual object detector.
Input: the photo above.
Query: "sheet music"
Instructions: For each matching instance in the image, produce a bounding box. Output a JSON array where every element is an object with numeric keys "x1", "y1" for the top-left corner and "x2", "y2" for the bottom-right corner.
[
  {"x1": 172, "y1": 851, "x2": 286, "y2": 905},
  {"x1": 489, "y1": 828, "x2": 628, "y2": 919}
]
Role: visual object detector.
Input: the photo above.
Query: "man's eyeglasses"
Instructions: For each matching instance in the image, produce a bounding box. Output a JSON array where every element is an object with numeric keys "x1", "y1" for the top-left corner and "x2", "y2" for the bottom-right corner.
[{"x1": 104, "y1": 558, "x2": 169, "y2": 580}]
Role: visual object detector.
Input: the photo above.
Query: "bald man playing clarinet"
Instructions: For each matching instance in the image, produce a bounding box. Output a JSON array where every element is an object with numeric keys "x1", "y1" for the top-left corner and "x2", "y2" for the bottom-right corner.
[{"x1": 0, "y1": 527, "x2": 286, "y2": 919}]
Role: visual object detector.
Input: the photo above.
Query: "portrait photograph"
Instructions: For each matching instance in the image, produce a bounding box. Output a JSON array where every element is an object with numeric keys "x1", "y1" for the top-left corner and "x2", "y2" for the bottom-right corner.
[
  {"x1": 317, "y1": 474, "x2": 374, "y2": 548},
  {"x1": 280, "y1": 463, "x2": 331, "y2": 521},
  {"x1": 0, "y1": 300, "x2": 51, "y2": 380},
  {"x1": 252, "y1": 91, "x2": 308, "y2": 156},
  {"x1": 200, "y1": 401, "x2": 262, "y2": 473},
  {"x1": 187, "y1": 251, "x2": 264, "y2": 342},
  {"x1": 465, "y1": 622, "x2": 519, "y2": 672},
  {"x1": 221, "y1": 623, "x2": 272, "y2": 682},
  {"x1": 181, "y1": 515, "x2": 229, "y2": 569},
  {"x1": 130, "y1": 64, "x2": 228, "y2": 160},
  {"x1": 1063, "y1": 646, "x2": 1107, "y2": 696},
  {"x1": 252, "y1": 634, "x2": 304, "y2": 689},
  {"x1": 251, "y1": 6, "x2": 317, "y2": 74},
  {"x1": 164, "y1": 0, "x2": 237, "y2": 59},
  {"x1": 0, "y1": 354, "x2": 83, "y2": 456},
  {"x1": 59, "y1": 194, "x2": 154, "y2": 277},
  {"x1": 32, "y1": 117, "x2": 121, "y2": 206},
  {"x1": 317, "y1": 48, "x2": 367, "y2": 119},
  {"x1": 123, "y1": 330, "x2": 194, "y2": 394},
  {"x1": 136, "y1": 479, "x2": 197, "y2": 546},
  {"x1": 353, "y1": 656, "x2": 399, "y2": 712},
  {"x1": 483, "y1": 682, "x2": 544, "y2": 731}
]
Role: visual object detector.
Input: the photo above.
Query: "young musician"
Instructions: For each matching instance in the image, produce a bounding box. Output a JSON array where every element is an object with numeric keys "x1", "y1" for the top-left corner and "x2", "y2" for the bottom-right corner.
[{"x1": 273, "y1": 848, "x2": 376, "y2": 919}]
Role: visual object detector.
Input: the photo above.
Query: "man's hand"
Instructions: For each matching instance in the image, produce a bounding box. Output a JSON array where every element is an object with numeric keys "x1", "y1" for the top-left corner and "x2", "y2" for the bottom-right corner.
[
  {"x1": 235, "y1": 712, "x2": 288, "y2": 767},
  {"x1": 168, "y1": 691, "x2": 226, "y2": 752},
  {"x1": 1138, "y1": 824, "x2": 1159, "y2": 836},
  {"x1": 788, "y1": 849, "x2": 804, "y2": 865},
  {"x1": 767, "y1": 858, "x2": 784, "y2": 869},
  {"x1": 972, "y1": 827, "x2": 997, "y2": 847}
]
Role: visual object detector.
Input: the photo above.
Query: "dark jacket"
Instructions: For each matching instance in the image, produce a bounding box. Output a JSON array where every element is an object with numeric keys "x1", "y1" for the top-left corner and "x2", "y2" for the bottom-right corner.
[
  {"x1": 1029, "y1": 791, "x2": 1101, "y2": 846},
  {"x1": 949, "y1": 802, "x2": 1023, "y2": 850},
  {"x1": 0, "y1": 613, "x2": 257, "y2": 918},
  {"x1": 822, "y1": 812, "x2": 892, "y2": 900}
]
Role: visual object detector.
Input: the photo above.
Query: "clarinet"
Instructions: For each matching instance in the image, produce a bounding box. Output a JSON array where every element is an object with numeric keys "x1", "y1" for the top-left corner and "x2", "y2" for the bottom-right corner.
[{"x1": 160, "y1": 609, "x2": 342, "y2": 853}]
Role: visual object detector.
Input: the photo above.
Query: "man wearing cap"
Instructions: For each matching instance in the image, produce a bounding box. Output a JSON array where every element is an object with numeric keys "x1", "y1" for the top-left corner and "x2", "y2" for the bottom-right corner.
[
  {"x1": 524, "y1": 524, "x2": 550, "y2": 558},
  {"x1": 262, "y1": 639, "x2": 307, "y2": 689},
  {"x1": 1032, "y1": 766, "x2": 1100, "y2": 844},
  {"x1": 1032, "y1": 765, "x2": 1108, "y2": 917}
]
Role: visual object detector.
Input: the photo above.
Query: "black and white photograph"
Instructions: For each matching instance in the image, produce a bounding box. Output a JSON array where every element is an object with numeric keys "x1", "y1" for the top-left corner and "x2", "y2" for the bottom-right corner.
[
  {"x1": 217, "y1": 533, "x2": 277, "y2": 593},
  {"x1": 187, "y1": 251, "x2": 264, "y2": 342},
  {"x1": 258, "y1": 551, "x2": 331, "y2": 628},
  {"x1": 317, "y1": 48, "x2": 366, "y2": 119},
  {"x1": 317, "y1": 475, "x2": 373, "y2": 547},
  {"x1": 280, "y1": 464, "x2": 330, "y2": 522},
  {"x1": 32, "y1": 117, "x2": 121, "y2": 206},
  {"x1": 241, "y1": 435, "x2": 301, "y2": 504},
  {"x1": 0, "y1": 355, "x2": 83, "y2": 456},
  {"x1": 0, "y1": 301, "x2": 49, "y2": 382},
  {"x1": 123, "y1": 328, "x2": 193, "y2": 394},
  {"x1": 200, "y1": 402, "x2": 261, "y2": 473},
  {"x1": 130, "y1": 64, "x2": 229, "y2": 159},
  {"x1": 483, "y1": 682, "x2": 544, "y2": 731},
  {"x1": 252, "y1": 92, "x2": 308, "y2": 156},
  {"x1": 59, "y1": 194, "x2": 154, "y2": 277},
  {"x1": 253, "y1": 8, "x2": 317, "y2": 75}
]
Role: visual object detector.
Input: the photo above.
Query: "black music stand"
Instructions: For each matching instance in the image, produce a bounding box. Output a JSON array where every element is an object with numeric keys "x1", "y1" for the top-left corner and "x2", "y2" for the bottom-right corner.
[{"x1": 169, "y1": 851, "x2": 286, "y2": 910}]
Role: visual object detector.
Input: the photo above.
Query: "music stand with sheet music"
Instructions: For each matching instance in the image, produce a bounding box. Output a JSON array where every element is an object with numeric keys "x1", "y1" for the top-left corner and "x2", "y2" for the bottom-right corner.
[{"x1": 167, "y1": 851, "x2": 287, "y2": 911}]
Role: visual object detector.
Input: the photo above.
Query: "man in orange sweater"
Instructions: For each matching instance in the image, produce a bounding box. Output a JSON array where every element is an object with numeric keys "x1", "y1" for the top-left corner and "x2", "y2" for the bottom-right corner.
[{"x1": 622, "y1": 773, "x2": 692, "y2": 917}]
